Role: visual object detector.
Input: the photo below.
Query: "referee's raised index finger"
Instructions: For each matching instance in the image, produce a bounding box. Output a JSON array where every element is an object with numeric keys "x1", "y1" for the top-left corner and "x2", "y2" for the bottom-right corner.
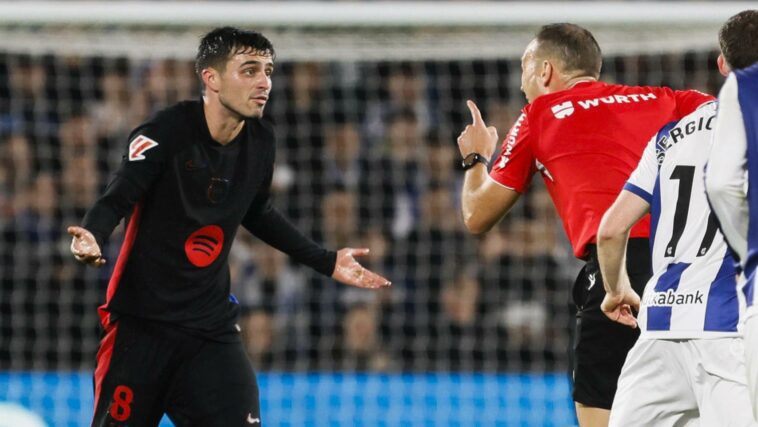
[{"x1": 467, "y1": 100, "x2": 484, "y2": 126}]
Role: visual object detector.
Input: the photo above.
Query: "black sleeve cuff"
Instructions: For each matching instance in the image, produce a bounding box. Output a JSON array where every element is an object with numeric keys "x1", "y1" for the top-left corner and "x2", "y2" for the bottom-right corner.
[{"x1": 242, "y1": 206, "x2": 337, "y2": 276}]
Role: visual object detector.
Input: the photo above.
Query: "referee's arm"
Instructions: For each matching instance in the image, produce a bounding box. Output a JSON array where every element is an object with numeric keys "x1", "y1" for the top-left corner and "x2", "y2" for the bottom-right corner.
[{"x1": 458, "y1": 101, "x2": 521, "y2": 234}]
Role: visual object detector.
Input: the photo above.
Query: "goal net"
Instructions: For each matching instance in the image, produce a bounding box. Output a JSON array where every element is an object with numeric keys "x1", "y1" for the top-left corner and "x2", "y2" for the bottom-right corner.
[{"x1": 0, "y1": 1, "x2": 746, "y2": 425}]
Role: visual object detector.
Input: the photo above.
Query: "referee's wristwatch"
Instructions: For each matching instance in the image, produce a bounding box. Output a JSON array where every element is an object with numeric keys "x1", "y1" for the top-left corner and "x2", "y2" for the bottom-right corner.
[{"x1": 461, "y1": 152, "x2": 490, "y2": 170}]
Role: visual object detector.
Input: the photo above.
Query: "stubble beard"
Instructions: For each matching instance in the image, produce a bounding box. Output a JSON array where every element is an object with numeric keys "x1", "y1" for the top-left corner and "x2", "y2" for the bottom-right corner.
[{"x1": 219, "y1": 95, "x2": 263, "y2": 120}]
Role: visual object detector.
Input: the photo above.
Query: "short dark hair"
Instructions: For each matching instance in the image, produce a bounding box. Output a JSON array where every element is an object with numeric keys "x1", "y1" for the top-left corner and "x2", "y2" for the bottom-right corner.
[
  {"x1": 719, "y1": 10, "x2": 758, "y2": 70},
  {"x1": 535, "y1": 23, "x2": 602, "y2": 78},
  {"x1": 195, "y1": 27, "x2": 275, "y2": 77}
]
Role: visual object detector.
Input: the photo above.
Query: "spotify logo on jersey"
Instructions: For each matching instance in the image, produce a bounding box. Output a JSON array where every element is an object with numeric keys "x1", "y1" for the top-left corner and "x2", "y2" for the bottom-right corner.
[{"x1": 184, "y1": 225, "x2": 224, "y2": 267}]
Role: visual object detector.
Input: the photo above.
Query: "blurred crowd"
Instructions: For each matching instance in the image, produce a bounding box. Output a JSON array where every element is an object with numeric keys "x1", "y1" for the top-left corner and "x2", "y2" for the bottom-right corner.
[{"x1": 0, "y1": 50, "x2": 722, "y2": 372}]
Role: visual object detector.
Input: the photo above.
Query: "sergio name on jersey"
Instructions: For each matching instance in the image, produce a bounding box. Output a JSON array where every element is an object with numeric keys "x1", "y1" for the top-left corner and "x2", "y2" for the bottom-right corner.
[{"x1": 625, "y1": 102, "x2": 740, "y2": 339}]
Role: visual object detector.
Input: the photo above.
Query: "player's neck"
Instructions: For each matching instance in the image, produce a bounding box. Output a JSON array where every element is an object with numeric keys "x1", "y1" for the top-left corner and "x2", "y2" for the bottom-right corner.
[
  {"x1": 203, "y1": 97, "x2": 245, "y2": 145},
  {"x1": 565, "y1": 76, "x2": 597, "y2": 89}
]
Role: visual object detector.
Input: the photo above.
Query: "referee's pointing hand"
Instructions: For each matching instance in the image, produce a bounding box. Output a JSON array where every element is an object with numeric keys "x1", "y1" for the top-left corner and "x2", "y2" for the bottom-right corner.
[
  {"x1": 457, "y1": 100, "x2": 499, "y2": 160},
  {"x1": 332, "y1": 248, "x2": 391, "y2": 289}
]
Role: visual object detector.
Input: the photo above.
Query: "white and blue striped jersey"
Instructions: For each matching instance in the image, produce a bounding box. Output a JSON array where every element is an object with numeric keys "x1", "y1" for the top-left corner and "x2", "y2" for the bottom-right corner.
[
  {"x1": 625, "y1": 101, "x2": 740, "y2": 339},
  {"x1": 706, "y1": 63, "x2": 758, "y2": 319}
]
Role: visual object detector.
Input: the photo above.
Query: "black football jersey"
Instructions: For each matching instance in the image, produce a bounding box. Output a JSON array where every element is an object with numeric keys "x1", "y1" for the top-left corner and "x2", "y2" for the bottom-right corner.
[{"x1": 82, "y1": 100, "x2": 335, "y2": 339}]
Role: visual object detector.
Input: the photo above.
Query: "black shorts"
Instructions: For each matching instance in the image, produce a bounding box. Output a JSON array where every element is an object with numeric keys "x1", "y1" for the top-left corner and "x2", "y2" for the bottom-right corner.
[
  {"x1": 570, "y1": 238, "x2": 651, "y2": 409},
  {"x1": 91, "y1": 316, "x2": 260, "y2": 427}
]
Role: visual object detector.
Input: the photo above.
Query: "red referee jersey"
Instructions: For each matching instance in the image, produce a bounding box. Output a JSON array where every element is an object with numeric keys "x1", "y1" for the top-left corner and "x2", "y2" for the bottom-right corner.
[{"x1": 490, "y1": 81, "x2": 713, "y2": 259}]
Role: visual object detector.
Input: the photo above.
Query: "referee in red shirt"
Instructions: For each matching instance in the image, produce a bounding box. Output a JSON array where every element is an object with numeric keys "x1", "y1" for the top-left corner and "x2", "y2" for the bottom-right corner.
[{"x1": 457, "y1": 23, "x2": 712, "y2": 427}]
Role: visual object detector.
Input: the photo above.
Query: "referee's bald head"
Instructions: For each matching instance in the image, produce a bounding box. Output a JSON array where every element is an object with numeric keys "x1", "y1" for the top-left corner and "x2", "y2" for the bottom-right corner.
[{"x1": 534, "y1": 23, "x2": 602, "y2": 79}]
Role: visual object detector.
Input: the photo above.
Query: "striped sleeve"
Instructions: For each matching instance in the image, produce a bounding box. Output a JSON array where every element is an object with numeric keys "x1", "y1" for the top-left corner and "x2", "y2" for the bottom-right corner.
[{"x1": 624, "y1": 133, "x2": 658, "y2": 203}]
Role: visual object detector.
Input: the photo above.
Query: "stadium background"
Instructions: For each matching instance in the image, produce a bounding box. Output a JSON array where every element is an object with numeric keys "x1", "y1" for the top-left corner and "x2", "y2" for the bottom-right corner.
[{"x1": 0, "y1": 1, "x2": 751, "y2": 426}]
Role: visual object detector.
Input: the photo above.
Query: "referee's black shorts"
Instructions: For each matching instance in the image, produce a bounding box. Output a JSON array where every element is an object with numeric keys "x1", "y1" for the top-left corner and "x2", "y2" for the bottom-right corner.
[
  {"x1": 571, "y1": 238, "x2": 651, "y2": 410},
  {"x1": 91, "y1": 316, "x2": 260, "y2": 427}
]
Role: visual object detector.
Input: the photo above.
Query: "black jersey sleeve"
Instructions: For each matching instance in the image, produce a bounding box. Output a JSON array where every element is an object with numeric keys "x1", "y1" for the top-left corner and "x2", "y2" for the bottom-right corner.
[
  {"x1": 81, "y1": 125, "x2": 171, "y2": 247},
  {"x1": 241, "y1": 179, "x2": 337, "y2": 277}
]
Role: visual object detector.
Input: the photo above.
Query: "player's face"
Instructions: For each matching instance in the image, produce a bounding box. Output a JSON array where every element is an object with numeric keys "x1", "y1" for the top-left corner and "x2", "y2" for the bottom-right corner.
[
  {"x1": 520, "y1": 39, "x2": 542, "y2": 103},
  {"x1": 217, "y1": 51, "x2": 273, "y2": 119}
]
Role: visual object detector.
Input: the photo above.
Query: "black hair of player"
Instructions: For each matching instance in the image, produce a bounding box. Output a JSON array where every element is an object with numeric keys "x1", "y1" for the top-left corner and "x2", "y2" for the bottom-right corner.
[
  {"x1": 535, "y1": 23, "x2": 603, "y2": 79},
  {"x1": 719, "y1": 10, "x2": 758, "y2": 70},
  {"x1": 195, "y1": 27, "x2": 276, "y2": 78}
]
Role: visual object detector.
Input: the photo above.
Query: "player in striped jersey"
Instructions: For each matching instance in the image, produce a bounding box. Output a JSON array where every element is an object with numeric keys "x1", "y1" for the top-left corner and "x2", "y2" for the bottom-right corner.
[
  {"x1": 598, "y1": 97, "x2": 755, "y2": 426},
  {"x1": 704, "y1": 9, "x2": 758, "y2": 420}
]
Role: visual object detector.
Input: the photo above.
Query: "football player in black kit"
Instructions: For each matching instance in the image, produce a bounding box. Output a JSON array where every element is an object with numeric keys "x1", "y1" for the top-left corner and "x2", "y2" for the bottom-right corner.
[{"x1": 67, "y1": 27, "x2": 391, "y2": 427}]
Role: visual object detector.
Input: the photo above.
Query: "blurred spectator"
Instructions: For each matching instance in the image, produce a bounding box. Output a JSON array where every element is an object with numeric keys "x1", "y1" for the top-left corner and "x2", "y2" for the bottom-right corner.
[
  {"x1": 484, "y1": 100, "x2": 522, "y2": 142},
  {"x1": 276, "y1": 61, "x2": 331, "y2": 227},
  {"x1": 438, "y1": 271, "x2": 484, "y2": 370},
  {"x1": 364, "y1": 62, "x2": 433, "y2": 145},
  {"x1": 5, "y1": 55, "x2": 58, "y2": 157},
  {"x1": 423, "y1": 129, "x2": 459, "y2": 190},
  {"x1": 0, "y1": 133, "x2": 33, "y2": 221},
  {"x1": 338, "y1": 303, "x2": 391, "y2": 371},
  {"x1": 396, "y1": 183, "x2": 476, "y2": 368},
  {"x1": 476, "y1": 184, "x2": 564, "y2": 370},
  {"x1": 240, "y1": 308, "x2": 276, "y2": 371},
  {"x1": 141, "y1": 59, "x2": 197, "y2": 113},
  {"x1": 231, "y1": 235, "x2": 307, "y2": 370},
  {"x1": 89, "y1": 59, "x2": 132, "y2": 144},
  {"x1": 360, "y1": 108, "x2": 426, "y2": 239},
  {"x1": 58, "y1": 112, "x2": 100, "y2": 221},
  {"x1": 321, "y1": 117, "x2": 363, "y2": 192}
]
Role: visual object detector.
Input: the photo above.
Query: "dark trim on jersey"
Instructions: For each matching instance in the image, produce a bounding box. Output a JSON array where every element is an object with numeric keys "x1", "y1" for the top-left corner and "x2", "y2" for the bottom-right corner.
[
  {"x1": 93, "y1": 323, "x2": 118, "y2": 419},
  {"x1": 98, "y1": 202, "x2": 144, "y2": 328},
  {"x1": 655, "y1": 119, "x2": 680, "y2": 170},
  {"x1": 703, "y1": 162, "x2": 743, "y2": 269},
  {"x1": 623, "y1": 182, "x2": 652, "y2": 204},
  {"x1": 704, "y1": 248, "x2": 740, "y2": 332}
]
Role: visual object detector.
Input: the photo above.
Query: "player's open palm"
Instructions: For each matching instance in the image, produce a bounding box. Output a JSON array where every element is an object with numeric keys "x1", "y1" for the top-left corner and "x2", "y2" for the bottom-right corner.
[
  {"x1": 67, "y1": 226, "x2": 106, "y2": 267},
  {"x1": 457, "y1": 100, "x2": 499, "y2": 159},
  {"x1": 601, "y1": 289, "x2": 641, "y2": 329},
  {"x1": 332, "y1": 248, "x2": 391, "y2": 289}
]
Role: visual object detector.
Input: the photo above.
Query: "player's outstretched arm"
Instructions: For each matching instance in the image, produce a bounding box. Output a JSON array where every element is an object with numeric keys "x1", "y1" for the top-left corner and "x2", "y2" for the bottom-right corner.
[
  {"x1": 597, "y1": 191, "x2": 649, "y2": 328},
  {"x1": 67, "y1": 226, "x2": 106, "y2": 267},
  {"x1": 332, "y1": 248, "x2": 391, "y2": 289},
  {"x1": 458, "y1": 100, "x2": 520, "y2": 234}
]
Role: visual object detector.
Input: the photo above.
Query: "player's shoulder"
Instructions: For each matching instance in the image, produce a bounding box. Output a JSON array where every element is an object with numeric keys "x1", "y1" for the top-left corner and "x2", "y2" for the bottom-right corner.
[
  {"x1": 144, "y1": 100, "x2": 201, "y2": 130},
  {"x1": 662, "y1": 100, "x2": 718, "y2": 133},
  {"x1": 127, "y1": 100, "x2": 201, "y2": 151},
  {"x1": 735, "y1": 61, "x2": 758, "y2": 79},
  {"x1": 655, "y1": 101, "x2": 717, "y2": 157}
]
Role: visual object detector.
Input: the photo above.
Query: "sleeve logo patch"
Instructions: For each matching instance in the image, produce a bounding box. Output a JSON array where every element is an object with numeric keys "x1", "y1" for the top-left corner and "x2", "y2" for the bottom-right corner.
[
  {"x1": 128, "y1": 135, "x2": 159, "y2": 161},
  {"x1": 551, "y1": 101, "x2": 574, "y2": 119}
]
